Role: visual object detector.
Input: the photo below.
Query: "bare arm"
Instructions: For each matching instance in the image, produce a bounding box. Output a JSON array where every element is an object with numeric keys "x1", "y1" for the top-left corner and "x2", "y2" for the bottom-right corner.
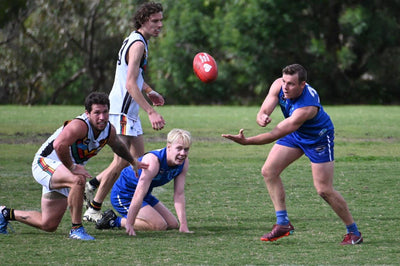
[
  {"x1": 53, "y1": 119, "x2": 91, "y2": 176},
  {"x1": 222, "y1": 106, "x2": 319, "y2": 145},
  {"x1": 143, "y1": 82, "x2": 165, "y2": 106},
  {"x1": 126, "y1": 42, "x2": 165, "y2": 130},
  {"x1": 125, "y1": 153, "x2": 159, "y2": 236},
  {"x1": 256, "y1": 78, "x2": 282, "y2": 127},
  {"x1": 107, "y1": 127, "x2": 134, "y2": 164},
  {"x1": 173, "y1": 159, "x2": 192, "y2": 233}
]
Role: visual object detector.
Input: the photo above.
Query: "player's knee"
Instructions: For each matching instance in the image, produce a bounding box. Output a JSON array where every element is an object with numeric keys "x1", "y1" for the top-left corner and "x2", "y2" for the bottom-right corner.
[
  {"x1": 147, "y1": 218, "x2": 168, "y2": 231},
  {"x1": 261, "y1": 166, "x2": 277, "y2": 181},
  {"x1": 316, "y1": 187, "x2": 333, "y2": 202},
  {"x1": 41, "y1": 223, "x2": 59, "y2": 232},
  {"x1": 71, "y1": 175, "x2": 86, "y2": 190},
  {"x1": 151, "y1": 219, "x2": 168, "y2": 231},
  {"x1": 135, "y1": 218, "x2": 168, "y2": 231},
  {"x1": 167, "y1": 220, "x2": 179, "y2": 230}
]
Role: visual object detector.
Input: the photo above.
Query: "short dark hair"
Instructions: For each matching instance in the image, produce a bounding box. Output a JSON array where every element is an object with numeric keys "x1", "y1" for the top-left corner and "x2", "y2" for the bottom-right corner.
[
  {"x1": 282, "y1": 64, "x2": 307, "y2": 83},
  {"x1": 84, "y1": 92, "x2": 110, "y2": 113},
  {"x1": 134, "y1": 2, "x2": 163, "y2": 29}
]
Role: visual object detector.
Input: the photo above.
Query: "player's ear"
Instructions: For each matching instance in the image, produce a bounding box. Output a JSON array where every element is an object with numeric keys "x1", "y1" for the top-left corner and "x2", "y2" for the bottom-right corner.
[{"x1": 300, "y1": 80, "x2": 306, "y2": 88}]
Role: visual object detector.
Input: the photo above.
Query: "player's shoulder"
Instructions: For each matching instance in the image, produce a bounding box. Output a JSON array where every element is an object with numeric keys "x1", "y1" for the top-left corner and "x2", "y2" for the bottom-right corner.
[
  {"x1": 60, "y1": 118, "x2": 88, "y2": 139},
  {"x1": 66, "y1": 117, "x2": 88, "y2": 130},
  {"x1": 269, "y1": 78, "x2": 283, "y2": 95}
]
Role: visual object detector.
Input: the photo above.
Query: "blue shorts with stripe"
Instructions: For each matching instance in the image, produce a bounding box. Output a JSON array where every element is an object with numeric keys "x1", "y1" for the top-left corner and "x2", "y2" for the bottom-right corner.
[{"x1": 276, "y1": 131, "x2": 334, "y2": 163}]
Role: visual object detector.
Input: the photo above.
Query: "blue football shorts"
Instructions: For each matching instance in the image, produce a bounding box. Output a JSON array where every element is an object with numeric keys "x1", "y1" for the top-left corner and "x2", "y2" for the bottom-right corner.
[
  {"x1": 110, "y1": 189, "x2": 160, "y2": 218},
  {"x1": 276, "y1": 132, "x2": 334, "y2": 163}
]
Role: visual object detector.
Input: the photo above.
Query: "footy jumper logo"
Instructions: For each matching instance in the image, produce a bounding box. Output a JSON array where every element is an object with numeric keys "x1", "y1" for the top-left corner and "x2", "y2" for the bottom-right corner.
[{"x1": 70, "y1": 137, "x2": 108, "y2": 164}]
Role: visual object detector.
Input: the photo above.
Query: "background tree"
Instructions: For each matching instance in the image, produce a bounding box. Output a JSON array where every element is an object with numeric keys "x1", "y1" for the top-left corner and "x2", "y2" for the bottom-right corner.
[
  {"x1": 1, "y1": 0, "x2": 399, "y2": 105},
  {"x1": 0, "y1": 0, "x2": 136, "y2": 104}
]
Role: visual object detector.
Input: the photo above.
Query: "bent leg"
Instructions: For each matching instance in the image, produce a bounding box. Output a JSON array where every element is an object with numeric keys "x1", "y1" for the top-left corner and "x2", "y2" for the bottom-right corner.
[
  {"x1": 14, "y1": 194, "x2": 67, "y2": 232},
  {"x1": 50, "y1": 164, "x2": 86, "y2": 224},
  {"x1": 262, "y1": 144, "x2": 303, "y2": 211},
  {"x1": 311, "y1": 161, "x2": 354, "y2": 225},
  {"x1": 153, "y1": 202, "x2": 179, "y2": 229},
  {"x1": 120, "y1": 205, "x2": 168, "y2": 231}
]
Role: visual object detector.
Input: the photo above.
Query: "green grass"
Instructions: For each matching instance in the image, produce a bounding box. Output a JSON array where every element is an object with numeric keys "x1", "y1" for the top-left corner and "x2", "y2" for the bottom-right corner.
[{"x1": 0, "y1": 105, "x2": 399, "y2": 265}]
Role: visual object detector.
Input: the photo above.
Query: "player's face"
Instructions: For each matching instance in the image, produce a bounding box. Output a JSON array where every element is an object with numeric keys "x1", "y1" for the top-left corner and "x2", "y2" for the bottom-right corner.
[
  {"x1": 167, "y1": 140, "x2": 190, "y2": 166},
  {"x1": 281, "y1": 73, "x2": 306, "y2": 100},
  {"x1": 141, "y1": 12, "x2": 163, "y2": 38},
  {"x1": 86, "y1": 104, "x2": 109, "y2": 133}
]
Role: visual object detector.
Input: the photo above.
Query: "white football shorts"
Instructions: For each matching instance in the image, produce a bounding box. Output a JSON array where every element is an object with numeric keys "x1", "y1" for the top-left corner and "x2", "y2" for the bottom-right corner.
[
  {"x1": 32, "y1": 156, "x2": 70, "y2": 197},
  {"x1": 109, "y1": 114, "x2": 143, "y2": 137}
]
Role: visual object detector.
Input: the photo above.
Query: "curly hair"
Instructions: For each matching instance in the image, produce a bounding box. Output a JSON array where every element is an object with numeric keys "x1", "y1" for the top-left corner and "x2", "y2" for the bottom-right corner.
[
  {"x1": 134, "y1": 2, "x2": 163, "y2": 29},
  {"x1": 84, "y1": 92, "x2": 110, "y2": 113}
]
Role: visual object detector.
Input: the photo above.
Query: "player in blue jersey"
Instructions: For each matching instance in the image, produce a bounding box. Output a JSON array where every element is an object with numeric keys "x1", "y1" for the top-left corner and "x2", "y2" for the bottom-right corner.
[
  {"x1": 95, "y1": 129, "x2": 193, "y2": 236},
  {"x1": 222, "y1": 64, "x2": 362, "y2": 245},
  {"x1": 0, "y1": 92, "x2": 148, "y2": 240}
]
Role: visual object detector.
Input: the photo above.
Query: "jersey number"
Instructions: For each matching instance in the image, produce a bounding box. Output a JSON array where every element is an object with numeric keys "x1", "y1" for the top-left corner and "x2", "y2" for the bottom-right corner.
[
  {"x1": 307, "y1": 86, "x2": 320, "y2": 103},
  {"x1": 117, "y1": 39, "x2": 129, "y2": 65}
]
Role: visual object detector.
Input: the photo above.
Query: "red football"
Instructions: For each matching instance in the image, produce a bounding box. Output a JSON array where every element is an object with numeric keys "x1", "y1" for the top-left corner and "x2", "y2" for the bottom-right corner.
[{"x1": 193, "y1": 52, "x2": 218, "y2": 83}]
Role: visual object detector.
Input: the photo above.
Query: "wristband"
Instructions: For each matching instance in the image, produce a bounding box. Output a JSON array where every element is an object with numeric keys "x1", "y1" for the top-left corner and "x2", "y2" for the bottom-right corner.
[
  {"x1": 144, "y1": 86, "x2": 153, "y2": 94},
  {"x1": 147, "y1": 90, "x2": 160, "y2": 97}
]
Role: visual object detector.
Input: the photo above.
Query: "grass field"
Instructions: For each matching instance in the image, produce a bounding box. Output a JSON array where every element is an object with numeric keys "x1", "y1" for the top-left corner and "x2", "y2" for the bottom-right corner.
[{"x1": 0, "y1": 105, "x2": 399, "y2": 265}]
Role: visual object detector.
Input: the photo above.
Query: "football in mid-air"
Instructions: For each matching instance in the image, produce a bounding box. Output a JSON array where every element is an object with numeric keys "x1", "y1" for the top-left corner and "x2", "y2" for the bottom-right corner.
[{"x1": 193, "y1": 52, "x2": 218, "y2": 83}]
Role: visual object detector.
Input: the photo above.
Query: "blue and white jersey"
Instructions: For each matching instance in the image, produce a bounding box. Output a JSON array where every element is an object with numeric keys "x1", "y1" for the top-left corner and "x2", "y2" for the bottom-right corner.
[
  {"x1": 278, "y1": 83, "x2": 334, "y2": 144},
  {"x1": 113, "y1": 147, "x2": 185, "y2": 198}
]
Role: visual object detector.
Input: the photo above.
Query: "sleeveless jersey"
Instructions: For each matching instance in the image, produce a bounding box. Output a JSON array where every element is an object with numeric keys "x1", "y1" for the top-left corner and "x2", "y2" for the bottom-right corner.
[
  {"x1": 278, "y1": 83, "x2": 334, "y2": 144},
  {"x1": 113, "y1": 147, "x2": 185, "y2": 198},
  {"x1": 109, "y1": 31, "x2": 148, "y2": 120},
  {"x1": 36, "y1": 113, "x2": 111, "y2": 165}
]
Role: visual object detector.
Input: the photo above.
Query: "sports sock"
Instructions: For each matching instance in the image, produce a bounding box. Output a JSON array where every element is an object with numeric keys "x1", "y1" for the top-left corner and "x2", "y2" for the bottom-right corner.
[
  {"x1": 115, "y1": 217, "x2": 122, "y2": 228},
  {"x1": 1, "y1": 207, "x2": 15, "y2": 221},
  {"x1": 346, "y1": 223, "x2": 361, "y2": 236},
  {"x1": 89, "y1": 177, "x2": 100, "y2": 189},
  {"x1": 72, "y1": 223, "x2": 82, "y2": 229},
  {"x1": 276, "y1": 210, "x2": 290, "y2": 225},
  {"x1": 90, "y1": 200, "x2": 102, "y2": 211}
]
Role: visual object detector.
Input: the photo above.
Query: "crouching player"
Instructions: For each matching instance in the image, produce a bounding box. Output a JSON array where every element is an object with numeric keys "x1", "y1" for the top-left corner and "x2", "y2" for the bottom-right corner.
[
  {"x1": 96, "y1": 129, "x2": 193, "y2": 236},
  {"x1": 0, "y1": 92, "x2": 147, "y2": 240}
]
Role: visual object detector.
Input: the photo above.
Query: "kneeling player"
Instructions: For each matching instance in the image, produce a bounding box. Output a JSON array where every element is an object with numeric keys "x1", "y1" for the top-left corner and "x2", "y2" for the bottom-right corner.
[{"x1": 96, "y1": 129, "x2": 193, "y2": 236}]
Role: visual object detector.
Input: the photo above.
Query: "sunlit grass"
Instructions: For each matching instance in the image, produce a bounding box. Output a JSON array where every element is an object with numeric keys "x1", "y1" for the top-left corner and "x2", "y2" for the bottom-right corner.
[{"x1": 0, "y1": 105, "x2": 399, "y2": 265}]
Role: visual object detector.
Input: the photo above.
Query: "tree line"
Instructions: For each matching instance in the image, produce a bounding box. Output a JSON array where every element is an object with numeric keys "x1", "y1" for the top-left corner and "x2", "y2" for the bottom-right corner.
[{"x1": 1, "y1": 0, "x2": 399, "y2": 105}]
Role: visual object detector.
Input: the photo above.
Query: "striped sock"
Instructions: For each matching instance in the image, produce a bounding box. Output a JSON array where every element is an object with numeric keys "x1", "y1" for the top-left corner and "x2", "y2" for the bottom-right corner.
[
  {"x1": 1, "y1": 207, "x2": 15, "y2": 221},
  {"x1": 90, "y1": 200, "x2": 102, "y2": 211}
]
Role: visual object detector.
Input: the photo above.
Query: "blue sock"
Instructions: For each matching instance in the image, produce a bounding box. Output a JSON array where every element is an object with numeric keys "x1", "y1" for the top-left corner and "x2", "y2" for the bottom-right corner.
[
  {"x1": 346, "y1": 223, "x2": 360, "y2": 236},
  {"x1": 276, "y1": 210, "x2": 289, "y2": 225},
  {"x1": 115, "y1": 217, "x2": 122, "y2": 228}
]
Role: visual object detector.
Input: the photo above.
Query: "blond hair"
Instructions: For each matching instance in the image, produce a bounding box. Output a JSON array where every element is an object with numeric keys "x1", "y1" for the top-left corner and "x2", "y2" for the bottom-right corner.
[{"x1": 167, "y1": 129, "x2": 192, "y2": 147}]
